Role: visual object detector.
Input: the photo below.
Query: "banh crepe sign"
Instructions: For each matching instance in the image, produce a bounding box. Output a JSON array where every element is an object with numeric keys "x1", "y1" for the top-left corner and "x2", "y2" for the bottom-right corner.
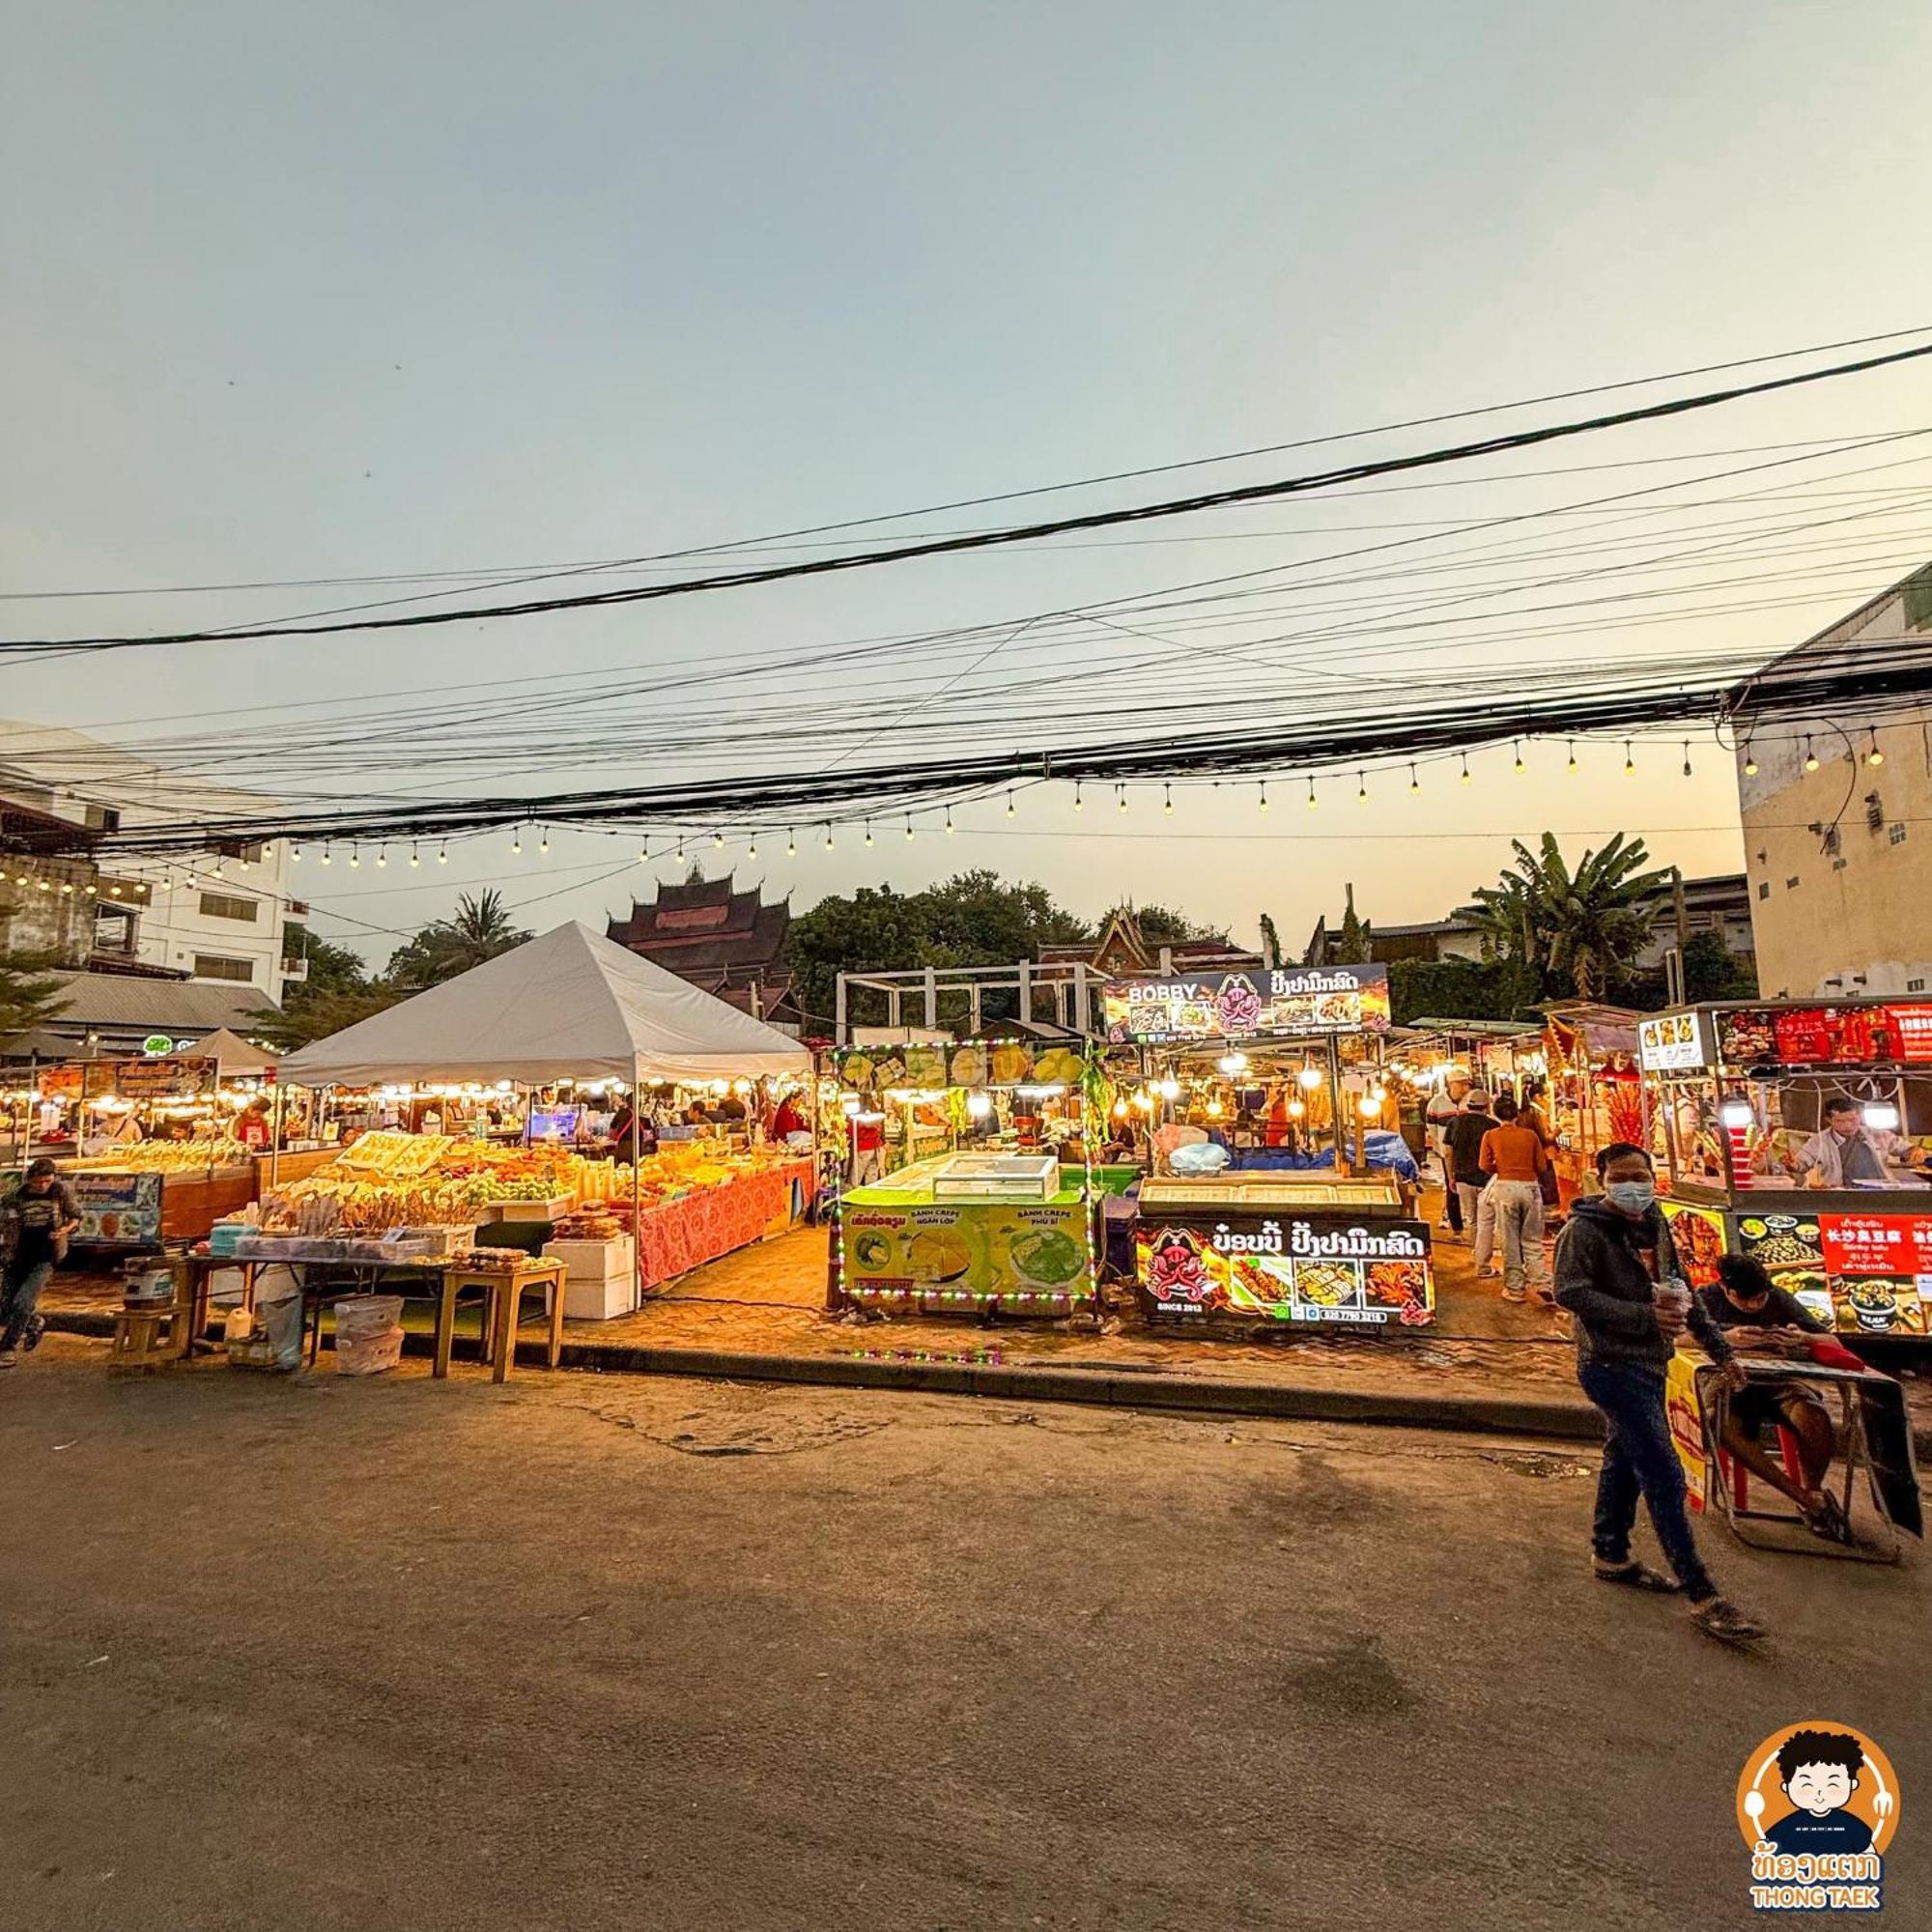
[
  {"x1": 835, "y1": 1040, "x2": 1087, "y2": 1092},
  {"x1": 1100, "y1": 966, "x2": 1391, "y2": 1044}
]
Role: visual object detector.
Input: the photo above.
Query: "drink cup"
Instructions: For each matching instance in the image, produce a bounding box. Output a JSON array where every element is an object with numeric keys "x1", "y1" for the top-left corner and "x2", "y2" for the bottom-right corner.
[{"x1": 1655, "y1": 1275, "x2": 1690, "y2": 1325}]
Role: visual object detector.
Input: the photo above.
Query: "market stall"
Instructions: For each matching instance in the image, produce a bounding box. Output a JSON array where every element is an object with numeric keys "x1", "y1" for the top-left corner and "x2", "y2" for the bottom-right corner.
[
  {"x1": 1096, "y1": 963, "x2": 1437, "y2": 1331},
  {"x1": 1540, "y1": 1002, "x2": 1645, "y2": 1206},
  {"x1": 276, "y1": 923, "x2": 813, "y2": 1316},
  {"x1": 1639, "y1": 997, "x2": 1932, "y2": 1338},
  {"x1": 827, "y1": 1037, "x2": 1098, "y2": 1318}
]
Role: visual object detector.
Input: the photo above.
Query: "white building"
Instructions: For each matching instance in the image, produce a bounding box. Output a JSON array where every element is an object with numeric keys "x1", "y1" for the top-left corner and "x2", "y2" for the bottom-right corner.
[{"x1": 0, "y1": 721, "x2": 303, "y2": 1007}]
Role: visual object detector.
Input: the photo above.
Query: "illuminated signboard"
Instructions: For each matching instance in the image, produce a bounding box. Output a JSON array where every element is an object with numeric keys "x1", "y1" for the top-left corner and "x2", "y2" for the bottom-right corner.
[
  {"x1": 1734, "y1": 1208, "x2": 1931, "y2": 1336},
  {"x1": 1136, "y1": 1209, "x2": 1433, "y2": 1327},
  {"x1": 1718, "y1": 1003, "x2": 1932, "y2": 1067},
  {"x1": 1100, "y1": 965, "x2": 1391, "y2": 1045},
  {"x1": 1638, "y1": 1010, "x2": 1713, "y2": 1072}
]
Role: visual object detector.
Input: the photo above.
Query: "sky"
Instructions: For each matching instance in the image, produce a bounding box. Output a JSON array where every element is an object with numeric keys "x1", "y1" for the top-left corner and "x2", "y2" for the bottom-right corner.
[{"x1": 7, "y1": 1, "x2": 1932, "y2": 968}]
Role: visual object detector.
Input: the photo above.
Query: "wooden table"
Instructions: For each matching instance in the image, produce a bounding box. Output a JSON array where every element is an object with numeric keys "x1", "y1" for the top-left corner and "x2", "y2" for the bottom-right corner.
[{"x1": 433, "y1": 1258, "x2": 566, "y2": 1382}]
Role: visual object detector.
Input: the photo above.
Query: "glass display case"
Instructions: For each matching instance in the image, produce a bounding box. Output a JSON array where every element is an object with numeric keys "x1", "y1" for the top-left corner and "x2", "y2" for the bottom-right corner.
[{"x1": 928, "y1": 1151, "x2": 1059, "y2": 1202}]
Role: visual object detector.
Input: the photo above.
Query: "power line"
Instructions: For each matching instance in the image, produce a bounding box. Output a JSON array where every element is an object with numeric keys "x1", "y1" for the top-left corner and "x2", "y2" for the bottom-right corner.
[{"x1": 13, "y1": 335, "x2": 1932, "y2": 656}]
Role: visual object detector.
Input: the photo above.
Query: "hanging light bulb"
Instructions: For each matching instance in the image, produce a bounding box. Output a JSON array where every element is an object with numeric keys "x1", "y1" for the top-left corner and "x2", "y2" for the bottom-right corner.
[
  {"x1": 1305, "y1": 776, "x2": 1317, "y2": 810},
  {"x1": 1163, "y1": 782, "x2": 1173, "y2": 816},
  {"x1": 510, "y1": 828, "x2": 523, "y2": 855},
  {"x1": 864, "y1": 822, "x2": 874, "y2": 847},
  {"x1": 1007, "y1": 789, "x2": 1016, "y2": 817},
  {"x1": 1073, "y1": 781, "x2": 1084, "y2": 812},
  {"x1": 538, "y1": 829, "x2": 550, "y2": 855},
  {"x1": 1743, "y1": 743, "x2": 1758, "y2": 776},
  {"x1": 410, "y1": 844, "x2": 420, "y2": 867},
  {"x1": 1259, "y1": 781, "x2": 1269, "y2": 812},
  {"x1": 1682, "y1": 742, "x2": 1693, "y2": 779},
  {"x1": 213, "y1": 856, "x2": 225, "y2": 877},
  {"x1": 822, "y1": 824, "x2": 835, "y2": 851},
  {"x1": 320, "y1": 845, "x2": 332, "y2": 867},
  {"x1": 1866, "y1": 728, "x2": 1885, "y2": 767},
  {"x1": 1803, "y1": 735, "x2": 1819, "y2": 772},
  {"x1": 349, "y1": 847, "x2": 361, "y2": 869},
  {"x1": 292, "y1": 843, "x2": 303, "y2": 863},
  {"x1": 1117, "y1": 785, "x2": 1127, "y2": 813},
  {"x1": 945, "y1": 808, "x2": 955, "y2": 835},
  {"x1": 639, "y1": 844, "x2": 651, "y2": 864},
  {"x1": 1287, "y1": 1097, "x2": 1306, "y2": 1120},
  {"x1": 1460, "y1": 753, "x2": 1470, "y2": 784},
  {"x1": 1567, "y1": 741, "x2": 1577, "y2": 773},
  {"x1": 437, "y1": 843, "x2": 447, "y2": 865},
  {"x1": 1357, "y1": 770, "x2": 1368, "y2": 802},
  {"x1": 786, "y1": 829, "x2": 798, "y2": 857},
  {"x1": 745, "y1": 837, "x2": 756, "y2": 861},
  {"x1": 1624, "y1": 741, "x2": 1635, "y2": 776},
  {"x1": 1513, "y1": 740, "x2": 1524, "y2": 774},
  {"x1": 376, "y1": 847, "x2": 387, "y2": 867},
  {"x1": 1298, "y1": 1063, "x2": 1324, "y2": 1090},
  {"x1": 904, "y1": 815, "x2": 915, "y2": 841},
  {"x1": 713, "y1": 829, "x2": 724, "y2": 848},
  {"x1": 1408, "y1": 764, "x2": 1420, "y2": 793}
]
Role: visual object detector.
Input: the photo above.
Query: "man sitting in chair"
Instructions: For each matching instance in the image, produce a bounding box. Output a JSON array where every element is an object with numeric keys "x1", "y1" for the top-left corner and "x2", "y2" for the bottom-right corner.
[{"x1": 1699, "y1": 1255, "x2": 1852, "y2": 1544}]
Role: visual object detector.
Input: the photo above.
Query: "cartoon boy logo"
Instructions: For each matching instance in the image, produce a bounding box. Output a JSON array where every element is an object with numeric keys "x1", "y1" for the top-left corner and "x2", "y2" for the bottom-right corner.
[
  {"x1": 1764, "y1": 1731, "x2": 1873, "y2": 1855},
  {"x1": 1737, "y1": 1721, "x2": 1899, "y2": 1914}
]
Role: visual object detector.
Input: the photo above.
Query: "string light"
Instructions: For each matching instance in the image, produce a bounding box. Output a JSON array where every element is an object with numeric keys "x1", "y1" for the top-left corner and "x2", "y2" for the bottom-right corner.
[
  {"x1": 349, "y1": 847, "x2": 361, "y2": 868},
  {"x1": 1742, "y1": 742, "x2": 1758, "y2": 776},
  {"x1": 746, "y1": 837, "x2": 757, "y2": 860},
  {"x1": 538, "y1": 829, "x2": 549, "y2": 855},
  {"x1": 1567, "y1": 741, "x2": 1577, "y2": 773},
  {"x1": 904, "y1": 815, "x2": 915, "y2": 840},
  {"x1": 376, "y1": 846, "x2": 387, "y2": 867},
  {"x1": 639, "y1": 845, "x2": 651, "y2": 864},
  {"x1": 1305, "y1": 776, "x2": 1318, "y2": 810},
  {"x1": 1356, "y1": 770, "x2": 1368, "y2": 802},
  {"x1": 510, "y1": 828, "x2": 522, "y2": 855},
  {"x1": 410, "y1": 844, "x2": 420, "y2": 867},
  {"x1": 1624, "y1": 742, "x2": 1635, "y2": 776},
  {"x1": 786, "y1": 829, "x2": 798, "y2": 857},
  {"x1": 1007, "y1": 790, "x2": 1016, "y2": 817},
  {"x1": 213, "y1": 857, "x2": 224, "y2": 877},
  {"x1": 713, "y1": 829, "x2": 724, "y2": 849},
  {"x1": 1408, "y1": 764, "x2": 1420, "y2": 793},
  {"x1": 1117, "y1": 785, "x2": 1127, "y2": 813},
  {"x1": 292, "y1": 843, "x2": 303, "y2": 863},
  {"x1": 320, "y1": 845, "x2": 332, "y2": 867},
  {"x1": 946, "y1": 807, "x2": 956, "y2": 834},
  {"x1": 1073, "y1": 781, "x2": 1084, "y2": 812},
  {"x1": 1258, "y1": 781, "x2": 1269, "y2": 812},
  {"x1": 1866, "y1": 728, "x2": 1885, "y2": 767},
  {"x1": 864, "y1": 822, "x2": 874, "y2": 847},
  {"x1": 1460, "y1": 753, "x2": 1470, "y2": 784},
  {"x1": 823, "y1": 824, "x2": 834, "y2": 851},
  {"x1": 437, "y1": 843, "x2": 447, "y2": 865},
  {"x1": 1163, "y1": 782, "x2": 1173, "y2": 816},
  {"x1": 1681, "y1": 741, "x2": 1692, "y2": 779},
  {"x1": 1513, "y1": 740, "x2": 1524, "y2": 774},
  {"x1": 1804, "y1": 735, "x2": 1819, "y2": 772}
]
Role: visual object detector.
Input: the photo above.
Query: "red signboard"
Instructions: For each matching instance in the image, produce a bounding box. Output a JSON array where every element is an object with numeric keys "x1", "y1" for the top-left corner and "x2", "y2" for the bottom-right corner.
[
  {"x1": 1818, "y1": 1212, "x2": 1932, "y2": 1278},
  {"x1": 1719, "y1": 1002, "x2": 1932, "y2": 1067}
]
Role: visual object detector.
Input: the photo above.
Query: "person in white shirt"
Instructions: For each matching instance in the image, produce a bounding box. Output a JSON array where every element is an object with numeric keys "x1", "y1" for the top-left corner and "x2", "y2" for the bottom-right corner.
[
  {"x1": 1791, "y1": 1096, "x2": 1920, "y2": 1188},
  {"x1": 1426, "y1": 1076, "x2": 1470, "y2": 1236}
]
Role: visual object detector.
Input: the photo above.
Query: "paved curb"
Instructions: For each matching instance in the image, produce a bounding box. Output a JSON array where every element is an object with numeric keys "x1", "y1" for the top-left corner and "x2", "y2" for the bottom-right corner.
[{"x1": 47, "y1": 1310, "x2": 1932, "y2": 1456}]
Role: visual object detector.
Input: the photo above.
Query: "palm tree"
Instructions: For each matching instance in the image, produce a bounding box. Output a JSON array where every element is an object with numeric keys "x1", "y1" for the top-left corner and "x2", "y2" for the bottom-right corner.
[
  {"x1": 386, "y1": 890, "x2": 531, "y2": 987},
  {"x1": 1459, "y1": 832, "x2": 1667, "y2": 1000}
]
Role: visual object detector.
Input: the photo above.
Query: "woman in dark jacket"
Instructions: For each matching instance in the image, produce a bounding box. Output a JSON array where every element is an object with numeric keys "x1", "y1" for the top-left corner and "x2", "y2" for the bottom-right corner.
[{"x1": 1553, "y1": 1142, "x2": 1760, "y2": 1643}]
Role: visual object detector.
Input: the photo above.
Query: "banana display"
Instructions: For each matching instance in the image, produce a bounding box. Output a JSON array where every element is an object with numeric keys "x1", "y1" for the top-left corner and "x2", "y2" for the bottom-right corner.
[{"x1": 73, "y1": 1136, "x2": 253, "y2": 1174}]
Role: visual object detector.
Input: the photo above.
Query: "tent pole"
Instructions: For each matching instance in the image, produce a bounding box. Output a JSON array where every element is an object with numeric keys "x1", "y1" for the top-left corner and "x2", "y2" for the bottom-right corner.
[
  {"x1": 22, "y1": 1053, "x2": 37, "y2": 1168},
  {"x1": 631, "y1": 1054, "x2": 642, "y2": 1313}
]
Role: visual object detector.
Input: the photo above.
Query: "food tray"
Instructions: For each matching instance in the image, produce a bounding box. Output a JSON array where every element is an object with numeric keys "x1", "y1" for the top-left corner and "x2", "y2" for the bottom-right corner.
[
  {"x1": 234, "y1": 1234, "x2": 449, "y2": 1264},
  {"x1": 473, "y1": 1196, "x2": 574, "y2": 1222}
]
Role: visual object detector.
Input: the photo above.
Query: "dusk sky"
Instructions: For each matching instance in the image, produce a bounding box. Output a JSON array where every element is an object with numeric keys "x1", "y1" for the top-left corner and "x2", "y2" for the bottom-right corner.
[{"x1": 8, "y1": 2, "x2": 1932, "y2": 964}]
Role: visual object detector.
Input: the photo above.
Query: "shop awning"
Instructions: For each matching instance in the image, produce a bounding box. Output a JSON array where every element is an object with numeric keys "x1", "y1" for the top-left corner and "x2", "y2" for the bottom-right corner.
[
  {"x1": 278, "y1": 921, "x2": 811, "y2": 1087},
  {"x1": 166, "y1": 1027, "x2": 280, "y2": 1074}
]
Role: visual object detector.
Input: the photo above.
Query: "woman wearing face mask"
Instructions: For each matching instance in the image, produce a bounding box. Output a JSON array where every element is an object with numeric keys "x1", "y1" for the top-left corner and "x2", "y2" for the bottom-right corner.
[{"x1": 1553, "y1": 1142, "x2": 1762, "y2": 1644}]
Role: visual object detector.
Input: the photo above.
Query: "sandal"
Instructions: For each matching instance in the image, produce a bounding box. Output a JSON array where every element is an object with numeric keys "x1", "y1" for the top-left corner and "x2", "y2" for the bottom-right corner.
[
  {"x1": 1804, "y1": 1494, "x2": 1856, "y2": 1546},
  {"x1": 1690, "y1": 1596, "x2": 1765, "y2": 1645},
  {"x1": 1593, "y1": 1559, "x2": 1680, "y2": 1593}
]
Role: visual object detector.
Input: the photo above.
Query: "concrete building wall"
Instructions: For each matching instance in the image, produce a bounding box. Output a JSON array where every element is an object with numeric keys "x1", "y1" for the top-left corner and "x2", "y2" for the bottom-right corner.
[{"x1": 1737, "y1": 582, "x2": 1932, "y2": 998}]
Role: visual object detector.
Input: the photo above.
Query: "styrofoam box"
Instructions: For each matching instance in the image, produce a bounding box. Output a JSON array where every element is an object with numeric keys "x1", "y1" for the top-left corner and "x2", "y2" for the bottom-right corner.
[
  {"x1": 561, "y1": 1273, "x2": 637, "y2": 1321},
  {"x1": 545, "y1": 1236, "x2": 638, "y2": 1321}
]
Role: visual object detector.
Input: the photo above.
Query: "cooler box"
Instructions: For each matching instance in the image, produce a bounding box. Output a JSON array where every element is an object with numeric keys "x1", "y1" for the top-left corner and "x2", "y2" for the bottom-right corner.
[{"x1": 544, "y1": 1236, "x2": 638, "y2": 1321}]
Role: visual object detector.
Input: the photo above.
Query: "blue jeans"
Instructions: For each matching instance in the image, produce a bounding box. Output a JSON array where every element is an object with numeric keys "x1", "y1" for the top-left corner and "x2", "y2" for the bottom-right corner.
[
  {"x1": 2, "y1": 1258, "x2": 54, "y2": 1350},
  {"x1": 1577, "y1": 1360, "x2": 1715, "y2": 1602}
]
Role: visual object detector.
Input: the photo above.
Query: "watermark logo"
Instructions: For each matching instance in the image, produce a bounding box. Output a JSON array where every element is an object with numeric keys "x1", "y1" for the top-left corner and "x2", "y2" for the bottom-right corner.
[{"x1": 1737, "y1": 1721, "x2": 1899, "y2": 1913}]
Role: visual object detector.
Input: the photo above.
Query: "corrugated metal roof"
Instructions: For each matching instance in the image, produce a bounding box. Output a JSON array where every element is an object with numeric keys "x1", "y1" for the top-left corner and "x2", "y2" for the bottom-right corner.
[{"x1": 43, "y1": 971, "x2": 277, "y2": 1032}]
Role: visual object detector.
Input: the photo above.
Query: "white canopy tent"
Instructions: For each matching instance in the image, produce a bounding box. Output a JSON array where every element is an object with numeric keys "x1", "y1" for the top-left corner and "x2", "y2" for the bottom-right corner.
[
  {"x1": 167, "y1": 1027, "x2": 280, "y2": 1077},
  {"x1": 279, "y1": 922, "x2": 810, "y2": 1087}
]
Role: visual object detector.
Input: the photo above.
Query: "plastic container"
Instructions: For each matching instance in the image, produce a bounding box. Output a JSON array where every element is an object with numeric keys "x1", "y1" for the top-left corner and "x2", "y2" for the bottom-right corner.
[{"x1": 332, "y1": 1295, "x2": 407, "y2": 1376}]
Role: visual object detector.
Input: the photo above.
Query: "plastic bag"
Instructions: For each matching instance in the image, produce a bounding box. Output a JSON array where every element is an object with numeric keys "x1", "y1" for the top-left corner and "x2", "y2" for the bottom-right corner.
[
  {"x1": 1171, "y1": 1140, "x2": 1231, "y2": 1177},
  {"x1": 233, "y1": 1267, "x2": 304, "y2": 1372},
  {"x1": 332, "y1": 1296, "x2": 406, "y2": 1376}
]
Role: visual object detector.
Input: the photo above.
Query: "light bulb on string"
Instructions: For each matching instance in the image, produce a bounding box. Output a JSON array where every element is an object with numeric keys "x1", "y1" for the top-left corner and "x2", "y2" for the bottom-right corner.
[
  {"x1": 1116, "y1": 785, "x2": 1127, "y2": 813},
  {"x1": 320, "y1": 846, "x2": 331, "y2": 867},
  {"x1": 213, "y1": 857, "x2": 224, "y2": 877},
  {"x1": 822, "y1": 825, "x2": 834, "y2": 851},
  {"x1": 1356, "y1": 770, "x2": 1368, "y2": 802},
  {"x1": 1804, "y1": 735, "x2": 1819, "y2": 772},
  {"x1": 786, "y1": 830, "x2": 797, "y2": 857},
  {"x1": 1866, "y1": 728, "x2": 1885, "y2": 767},
  {"x1": 409, "y1": 844, "x2": 419, "y2": 867},
  {"x1": 1408, "y1": 765, "x2": 1420, "y2": 793},
  {"x1": 1073, "y1": 781, "x2": 1084, "y2": 812},
  {"x1": 538, "y1": 829, "x2": 549, "y2": 855},
  {"x1": 349, "y1": 847, "x2": 360, "y2": 869},
  {"x1": 1682, "y1": 741, "x2": 1693, "y2": 779},
  {"x1": 1743, "y1": 742, "x2": 1758, "y2": 776},
  {"x1": 944, "y1": 807, "x2": 955, "y2": 835},
  {"x1": 713, "y1": 830, "x2": 724, "y2": 849},
  {"x1": 1460, "y1": 753, "x2": 1470, "y2": 784},
  {"x1": 1305, "y1": 776, "x2": 1317, "y2": 810},
  {"x1": 745, "y1": 838, "x2": 756, "y2": 861},
  {"x1": 292, "y1": 843, "x2": 303, "y2": 864},
  {"x1": 1258, "y1": 781, "x2": 1269, "y2": 812},
  {"x1": 1567, "y1": 740, "x2": 1577, "y2": 773},
  {"x1": 510, "y1": 828, "x2": 522, "y2": 855},
  {"x1": 904, "y1": 815, "x2": 915, "y2": 841},
  {"x1": 376, "y1": 847, "x2": 387, "y2": 867},
  {"x1": 864, "y1": 822, "x2": 874, "y2": 847},
  {"x1": 1624, "y1": 742, "x2": 1635, "y2": 776},
  {"x1": 1006, "y1": 789, "x2": 1015, "y2": 817},
  {"x1": 1163, "y1": 782, "x2": 1173, "y2": 816},
  {"x1": 1513, "y1": 740, "x2": 1524, "y2": 774},
  {"x1": 437, "y1": 843, "x2": 447, "y2": 865}
]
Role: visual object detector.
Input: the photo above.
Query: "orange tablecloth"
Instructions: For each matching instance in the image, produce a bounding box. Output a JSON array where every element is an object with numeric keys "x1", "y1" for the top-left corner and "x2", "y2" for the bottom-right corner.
[{"x1": 635, "y1": 1159, "x2": 813, "y2": 1291}]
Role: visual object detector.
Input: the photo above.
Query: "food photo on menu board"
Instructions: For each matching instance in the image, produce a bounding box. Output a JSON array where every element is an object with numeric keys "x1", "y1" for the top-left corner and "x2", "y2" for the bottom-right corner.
[
  {"x1": 1100, "y1": 966, "x2": 1391, "y2": 1044},
  {"x1": 1715, "y1": 1002, "x2": 1932, "y2": 1066},
  {"x1": 1734, "y1": 1208, "x2": 1931, "y2": 1334}
]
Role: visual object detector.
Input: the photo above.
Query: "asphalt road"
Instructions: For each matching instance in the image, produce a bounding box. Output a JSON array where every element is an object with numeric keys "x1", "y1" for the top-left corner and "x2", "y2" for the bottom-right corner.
[{"x1": 2, "y1": 1338, "x2": 1926, "y2": 1931}]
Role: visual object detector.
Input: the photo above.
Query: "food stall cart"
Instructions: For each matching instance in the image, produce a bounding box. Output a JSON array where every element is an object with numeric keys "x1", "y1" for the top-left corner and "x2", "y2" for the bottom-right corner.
[
  {"x1": 1098, "y1": 963, "x2": 1436, "y2": 1332},
  {"x1": 1638, "y1": 998, "x2": 1932, "y2": 1337},
  {"x1": 1540, "y1": 1002, "x2": 1645, "y2": 1206},
  {"x1": 828, "y1": 1037, "x2": 1098, "y2": 1319}
]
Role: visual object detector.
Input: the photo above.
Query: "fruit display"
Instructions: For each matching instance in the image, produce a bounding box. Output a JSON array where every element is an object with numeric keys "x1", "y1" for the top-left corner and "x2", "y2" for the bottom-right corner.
[
  {"x1": 837, "y1": 1039, "x2": 1088, "y2": 1092},
  {"x1": 73, "y1": 1136, "x2": 253, "y2": 1173}
]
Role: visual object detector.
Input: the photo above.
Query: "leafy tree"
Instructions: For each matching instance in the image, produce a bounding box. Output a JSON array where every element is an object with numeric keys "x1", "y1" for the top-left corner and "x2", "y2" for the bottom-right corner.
[
  {"x1": 1116, "y1": 902, "x2": 1203, "y2": 948},
  {"x1": 1681, "y1": 928, "x2": 1759, "y2": 1002},
  {"x1": 1388, "y1": 958, "x2": 1526, "y2": 1024},
  {"x1": 1334, "y1": 885, "x2": 1373, "y2": 965},
  {"x1": 1257, "y1": 913, "x2": 1283, "y2": 969},
  {"x1": 1459, "y1": 833, "x2": 1667, "y2": 1000},
  {"x1": 386, "y1": 890, "x2": 532, "y2": 989},
  {"x1": 0, "y1": 942, "x2": 69, "y2": 1037},
  {"x1": 280, "y1": 921, "x2": 371, "y2": 997}
]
